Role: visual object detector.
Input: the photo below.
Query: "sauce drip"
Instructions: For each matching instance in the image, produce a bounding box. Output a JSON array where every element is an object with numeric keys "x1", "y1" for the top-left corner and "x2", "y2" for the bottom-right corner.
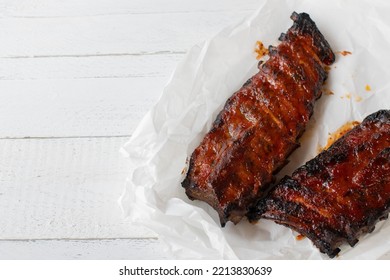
[
  {"x1": 255, "y1": 41, "x2": 269, "y2": 60},
  {"x1": 296, "y1": 234, "x2": 305, "y2": 241},
  {"x1": 319, "y1": 121, "x2": 360, "y2": 152}
]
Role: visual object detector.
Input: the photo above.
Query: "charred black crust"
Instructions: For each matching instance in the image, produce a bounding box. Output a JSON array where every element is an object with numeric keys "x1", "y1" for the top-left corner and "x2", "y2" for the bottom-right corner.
[
  {"x1": 298, "y1": 157, "x2": 324, "y2": 175},
  {"x1": 242, "y1": 77, "x2": 253, "y2": 87},
  {"x1": 289, "y1": 12, "x2": 335, "y2": 65},
  {"x1": 256, "y1": 196, "x2": 347, "y2": 258},
  {"x1": 181, "y1": 172, "x2": 193, "y2": 190},
  {"x1": 257, "y1": 60, "x2": 264, "y2": 69},
  {"x1": 182, "y1": 150, "x2": 197, "y2": 190},
  {"x1": 268, "y1": 45, "x2": 277, "y2": 56},
  {"x1": 363, "y1": 109, "x2": 390, "y2": 123},
  {"x1": 247, "y1": 178, "x2": 302, "y2": 222},
  {"x1": 280, "y1": 177, "x2": 301, "y2": 190},
  {"x1": 210, "y1": 110, "x2": 225, "y2": 132}
]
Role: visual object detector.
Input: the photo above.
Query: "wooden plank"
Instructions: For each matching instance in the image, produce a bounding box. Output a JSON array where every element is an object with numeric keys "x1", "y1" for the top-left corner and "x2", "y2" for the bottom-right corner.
[
  {"x1": 0, "y1": 238, "x2": 388, "y2": 259},
  {"x1": 0, "y1": 78, "x2": 166, "y2": 137},
  {"x1": 0, "y1": 53, "x2": 182, "y2": 80},
  {"x1": 0, "y1": 137, "x2": 156, "y2": 239},
  {"x1": 0, "y1": 6, "x2": 257, "y2": 138},
  {"x1": 0, "y1": 11, "x2": 251, "y2": 57},
  {"x1": 0, "y1": 239, "x2": 168, "y2": 259},
  {"x1": 0, "y1": 0, "x2": 259, "y2": 17}
]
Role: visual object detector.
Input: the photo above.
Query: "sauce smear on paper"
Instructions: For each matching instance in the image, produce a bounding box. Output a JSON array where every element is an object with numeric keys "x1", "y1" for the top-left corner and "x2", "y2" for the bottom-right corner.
[
  {"x1": 255, "y1": 40, "x2": 269, "y2": 60},
  {"x1": 338, "y1": 50, "x2": 352, "y2": 56},
  {"x1": 323, "y1": 88, "x2": 334, "y2": 95},
  {"x1": 319, "y1": 121, "x2": 360, "y2": 152},
  {"x1": 296, "y1": 234, "x2": 306, "y2": 241}
]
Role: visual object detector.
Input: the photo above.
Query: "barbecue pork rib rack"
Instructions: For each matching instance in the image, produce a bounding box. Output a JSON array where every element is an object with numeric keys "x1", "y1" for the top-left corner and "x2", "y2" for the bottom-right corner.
[
  {"x1": 249, "y1": 110, "x2": 390, "y2": 258},
  {"x1": 182, "y1": 12, "x2": 335, "y2": 226}
]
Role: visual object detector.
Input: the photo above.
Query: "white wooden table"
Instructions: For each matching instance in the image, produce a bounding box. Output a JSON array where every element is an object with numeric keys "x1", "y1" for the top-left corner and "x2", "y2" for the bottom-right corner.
[
  {"x1": 0, "y1": 0, "x2": 388, "y2": 260},
  {"x1": 0, "y1": 0, "x2": 263, "y2": 259}
]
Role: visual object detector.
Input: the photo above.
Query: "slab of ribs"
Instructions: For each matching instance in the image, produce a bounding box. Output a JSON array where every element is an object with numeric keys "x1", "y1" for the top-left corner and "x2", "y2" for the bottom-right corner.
[
  {"x1": 182, "y1": 12, "x2": 335, "y2": 226},
  {"x1": 182, "y1": 11, "x2": 389, "y2": 257},
  {"x1": 249, "y1": 110, "x2": 390, "y2": 257}
]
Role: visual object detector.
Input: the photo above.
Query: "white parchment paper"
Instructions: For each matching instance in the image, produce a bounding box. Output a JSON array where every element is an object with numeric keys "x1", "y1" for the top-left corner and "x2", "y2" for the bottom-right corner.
[{"x1": 121, "y1": 0, "x2": 390, "y2": 259}]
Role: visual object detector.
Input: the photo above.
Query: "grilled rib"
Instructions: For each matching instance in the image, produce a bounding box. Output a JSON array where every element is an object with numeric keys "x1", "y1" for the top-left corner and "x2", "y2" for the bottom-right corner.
[
  {"x1": 182, "y1": 12, "x2": 335, "y2": 226},
  {"x1": 249, "y1": 110, "x2": 390, "y2": 258}
]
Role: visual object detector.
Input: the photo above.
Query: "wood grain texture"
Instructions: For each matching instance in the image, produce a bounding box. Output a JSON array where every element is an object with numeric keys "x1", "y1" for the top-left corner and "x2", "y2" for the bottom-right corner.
[
  {"x1": 0, "y1": 53, "x2": 183, "y2": 80},
  {"x1": 0, "y1": 137, "x2": 156, "y2": 239},
  {"x1": 0, "y1": 0, "x2": 259, "y2": 18},
  {"x1": 0, "y1": 239, "x2": 168, "y2": 260},
  {"x1": 0, "y1": 11, "x2": 250, "y2": 57}
]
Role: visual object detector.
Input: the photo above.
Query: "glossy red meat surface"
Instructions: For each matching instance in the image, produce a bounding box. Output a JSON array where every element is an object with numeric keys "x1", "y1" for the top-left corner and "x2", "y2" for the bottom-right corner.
[
  {"x1": 250, "y1": 110, "x2": 390, "y2": 257},
  {"x1": 182, "y1": 12, "x2": 335, "y2": 226}
]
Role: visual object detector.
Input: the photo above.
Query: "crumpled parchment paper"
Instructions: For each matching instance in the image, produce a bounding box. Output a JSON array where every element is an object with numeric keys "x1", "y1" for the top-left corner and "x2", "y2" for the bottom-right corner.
[{"x1": 121, "y1": 0, "x2": 390, "y2": 259}]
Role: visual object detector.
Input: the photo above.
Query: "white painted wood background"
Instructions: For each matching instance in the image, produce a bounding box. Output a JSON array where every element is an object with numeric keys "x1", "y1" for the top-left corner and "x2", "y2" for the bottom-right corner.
[
  {"x1": 0, "y1": 0, "x2": 388, "y2": 260},
  {"x1": 0, "y1": 0, "x2": 261, "y2": 260}
]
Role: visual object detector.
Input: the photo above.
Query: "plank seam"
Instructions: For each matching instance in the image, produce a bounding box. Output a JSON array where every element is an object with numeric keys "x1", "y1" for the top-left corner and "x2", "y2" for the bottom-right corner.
[
  {"x1": 0, "y1": 135, "x2": 132, "y2": 140},
  {"x1": 0, "y1": 51, "x2": 186, "y2": 60},
  {"x1": 0, "y1": 237, "x2": 158, "y2": 242}
]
